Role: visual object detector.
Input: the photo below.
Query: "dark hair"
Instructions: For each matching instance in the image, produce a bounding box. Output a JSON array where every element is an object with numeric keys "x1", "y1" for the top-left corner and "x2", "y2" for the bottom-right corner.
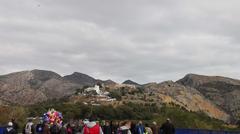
[
  {"x1": 122, "y1": 120, "x2": 131, "y2": 126},
  {"x1": 89, "y1": 115, "x2": 97, "y2": 122},
  {"x1": 11, "y1": 118, "x2": 15, "y2": 122}
]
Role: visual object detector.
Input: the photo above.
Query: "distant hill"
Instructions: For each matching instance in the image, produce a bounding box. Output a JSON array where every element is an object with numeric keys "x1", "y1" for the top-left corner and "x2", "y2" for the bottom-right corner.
[
  {"x1": 0, "y1": 70, "x2": 95, "y2": 105},
  {"x1": 96, "y1": 79, "x2": 117, "y2": 86},
  {"x1": 63, "y1": 72, "x2": 96, "y2": 86},
  {"x1": 0, "y1": 70, "x2": 118, "y2": 105},
  {"x1": 122, "y1": 80, "x2": 141, "y2": 86}
]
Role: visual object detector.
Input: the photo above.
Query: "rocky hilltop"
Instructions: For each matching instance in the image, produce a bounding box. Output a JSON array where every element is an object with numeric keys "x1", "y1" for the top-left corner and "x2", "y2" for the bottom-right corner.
[{"x1": 177, "y1": 74, "x2": 240, "y2": 119}]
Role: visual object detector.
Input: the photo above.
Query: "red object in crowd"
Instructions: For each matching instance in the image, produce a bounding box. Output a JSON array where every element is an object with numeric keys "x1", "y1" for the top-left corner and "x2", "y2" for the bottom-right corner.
[{"x1": 83, "y1": 124, "x2": 100, "y2": 134}]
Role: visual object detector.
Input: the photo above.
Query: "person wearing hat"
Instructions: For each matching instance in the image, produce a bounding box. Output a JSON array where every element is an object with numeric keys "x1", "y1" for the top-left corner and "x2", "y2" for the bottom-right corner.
[
  {"x1": 4, "y1": 122, "x2": 17, "y2": 134},
  {"x1": 151, "y1": 122, "x2": 158, "y2": 134},
  {"x1": 159, "y1": 118, "x2": 175, "y2": 134}
]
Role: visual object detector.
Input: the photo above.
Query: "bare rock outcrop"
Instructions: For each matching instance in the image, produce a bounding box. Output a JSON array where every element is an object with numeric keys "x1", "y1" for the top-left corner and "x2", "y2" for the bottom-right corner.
[{"x1": 144, "y1": 81, "x2": 230, "y2": 122}]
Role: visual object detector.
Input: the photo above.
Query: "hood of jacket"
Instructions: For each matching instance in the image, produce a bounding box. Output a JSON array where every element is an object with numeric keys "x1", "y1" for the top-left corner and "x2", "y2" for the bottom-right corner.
[
  {"x1": 86, "y1": 122, "x2": 97, "y2": 128},
  {"x1": 120, "y1": 126, "x2": 129, "y2": 130}
]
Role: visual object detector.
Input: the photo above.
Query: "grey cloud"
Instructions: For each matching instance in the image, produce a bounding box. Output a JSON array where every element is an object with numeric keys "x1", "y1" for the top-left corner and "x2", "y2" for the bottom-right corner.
[{"x1": 0, "y1": 0, "x2": 240, "y2": 84}]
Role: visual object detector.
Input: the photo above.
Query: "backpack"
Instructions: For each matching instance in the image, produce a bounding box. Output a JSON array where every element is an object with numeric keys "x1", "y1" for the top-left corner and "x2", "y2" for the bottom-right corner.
[{"x1": 25, "y1": 122, "x2": 33, "y2": 134}]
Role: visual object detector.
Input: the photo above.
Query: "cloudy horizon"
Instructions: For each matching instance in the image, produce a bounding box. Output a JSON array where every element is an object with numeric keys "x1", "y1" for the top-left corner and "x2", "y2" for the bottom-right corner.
[{"x1": 0, "y1": 0, "x2": 240, "y2": 84}]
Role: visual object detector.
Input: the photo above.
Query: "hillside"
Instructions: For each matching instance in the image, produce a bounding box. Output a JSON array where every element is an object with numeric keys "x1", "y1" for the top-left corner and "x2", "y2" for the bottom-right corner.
[
  {"x1": 177, "y1": 74, "x2": 240, "y2": 120},
  {"x1": 0, "y1": 70, "x2": 118, "y2": 105},
  {"x1": 79, "y1": 81, "x2": 229, "y2": 121},
  {"x1": 143, "y1": 81, "x2": 229, "y2": 121},
  {"x1": 0, "y1": 70, "x2": 239, "y2": 123},
  {"x1": 0, "y1": 70, "x2": 85, "y2": 105}
]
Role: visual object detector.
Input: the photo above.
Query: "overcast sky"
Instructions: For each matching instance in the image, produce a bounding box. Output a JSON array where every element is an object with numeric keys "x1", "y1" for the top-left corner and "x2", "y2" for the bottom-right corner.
[{"x1": 0, "y1": 0, "x2": 240, "y2": 84}]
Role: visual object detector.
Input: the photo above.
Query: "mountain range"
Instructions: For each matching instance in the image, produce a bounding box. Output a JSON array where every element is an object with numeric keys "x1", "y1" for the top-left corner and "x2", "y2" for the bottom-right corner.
[{"x1": 0, "y1": 69, "x2": 240, "y2": 123}]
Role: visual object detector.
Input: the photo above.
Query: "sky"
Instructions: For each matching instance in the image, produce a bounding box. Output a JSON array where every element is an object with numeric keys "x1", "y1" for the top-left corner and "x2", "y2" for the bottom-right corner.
[{"x1": 0, "y1": 0, "x2": 240, "y2": 84}]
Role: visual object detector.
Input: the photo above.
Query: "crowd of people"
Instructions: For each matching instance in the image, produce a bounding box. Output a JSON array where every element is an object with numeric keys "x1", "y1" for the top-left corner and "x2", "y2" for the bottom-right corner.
[{"x1": 3, "y1": 117, "x2": 175, "y2": 134}]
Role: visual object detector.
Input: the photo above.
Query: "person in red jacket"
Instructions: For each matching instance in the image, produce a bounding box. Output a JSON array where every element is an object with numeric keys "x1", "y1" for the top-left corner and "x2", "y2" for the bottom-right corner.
[{"x1": 82, "y1": 117, "x2": 103, "y2": 134}]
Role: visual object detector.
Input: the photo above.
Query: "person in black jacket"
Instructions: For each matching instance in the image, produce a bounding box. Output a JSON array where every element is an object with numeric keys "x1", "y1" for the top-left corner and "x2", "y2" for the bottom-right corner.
[
  {"x1": 159, "y1": 119, "x2": 175, "y2": 134},
  {"x1": 4, "y1": 122, "x2": 17, "y2": 134},
  {"x1": 36, "y1": 120, "x2": 44, "y2": 134},
  {"x1": 103, "y1": 121, "x2": 111, "y2": 134},
  {"x1": 111, "y1": 121, "x2": 119, "y2": 134},
  {"x1": 50, "y1": 121, "x2": 60, "y2": 134},
  {"x1": 11, "y1": 118, "x2": 19, "y2": 133}
]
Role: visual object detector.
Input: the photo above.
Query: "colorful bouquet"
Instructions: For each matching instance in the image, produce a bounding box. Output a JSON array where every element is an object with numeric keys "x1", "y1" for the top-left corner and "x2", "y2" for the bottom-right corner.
[{"x1": 43, "y1": 109, "x2": 63, "y2": 125}]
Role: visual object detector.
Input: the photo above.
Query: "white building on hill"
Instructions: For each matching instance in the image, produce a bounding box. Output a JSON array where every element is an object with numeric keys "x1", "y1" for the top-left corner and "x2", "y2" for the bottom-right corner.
[{"x1": 85, "y1": 85, "x2": 101, "y2": 94}]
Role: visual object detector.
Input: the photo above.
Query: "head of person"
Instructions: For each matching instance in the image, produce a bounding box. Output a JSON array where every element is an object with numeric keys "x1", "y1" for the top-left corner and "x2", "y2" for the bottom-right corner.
[
  {"x1": 11, "y1": 118, "x2": 16, "y2": 123},
  {"x1": 43, "y1": 121, "x2": 49, "y2": 125},
  {"x1": 166, "y1": 118, "x2": 170, "y2": 123},
  {"x1": 152, "y1": 121, "x2": 157, "y2": 126},
  {"x1": 138, "y1": 121, "x2": 142, "y2": 125},
  {"x1": 113, "y1": 121, "x2": 119, "y2": 126},
  {"x1": 119, "y1": 121, "x2": 124, "y2": 127},
  {"x1": 83, "y1": 119, "x2": 89, "y2": 125},
  {"x1": 8, "y1": 122, "x2": 13, "y2": 127},
  {"x1": 101, "y1": 120, "x2": 106, "y2": 126},
  {"x1": 123, "y1": 121, "x2": 131, "y2": 128},
  {"x1": 28, "y1": 118, "x2": 33, "y2": 122},
  {"x1": 105, "y1": 121, "x2": 110, "y2": 126},
  {"x1": 79, "y1": 120, "x2": 83, "y2": 125},
  {"x1": 89, "y1": 115, "x2": 97, "y2": 122}
]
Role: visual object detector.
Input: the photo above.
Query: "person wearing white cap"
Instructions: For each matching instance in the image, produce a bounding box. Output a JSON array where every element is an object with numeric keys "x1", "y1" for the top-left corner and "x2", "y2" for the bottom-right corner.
[
  {"x1": 5, "y1": 122, "x2": 17, "y2": 134},
  {"x1": 151, "y1": 122, "x2": 158, "y2": 134}
]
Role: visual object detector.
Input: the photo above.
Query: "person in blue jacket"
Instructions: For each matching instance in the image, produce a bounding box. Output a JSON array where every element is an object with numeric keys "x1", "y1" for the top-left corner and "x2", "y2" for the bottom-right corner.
[{"x1": 135, "y1": 121, "x2": 145, "y2": 134}]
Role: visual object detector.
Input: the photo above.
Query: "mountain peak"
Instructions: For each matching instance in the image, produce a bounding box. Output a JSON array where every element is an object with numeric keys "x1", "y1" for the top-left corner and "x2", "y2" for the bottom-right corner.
[
  {"x1": 63, "y1": 72, "x2": 96, "y2": 86},
  {"x1": 177, "y1": 73, "x2": 240, "y2": 87},
  {"x1": 30, "y1": 69, "x2": 62, "y2": 81},
  {"x1": 122, "y1": 80, "x2": 140, "y2": 86}
]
